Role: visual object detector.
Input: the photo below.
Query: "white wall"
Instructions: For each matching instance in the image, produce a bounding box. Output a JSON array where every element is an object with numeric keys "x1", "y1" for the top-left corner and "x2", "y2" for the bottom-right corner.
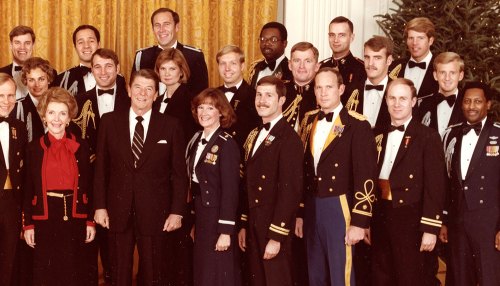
[{"x1": 280, "y1": 0, "x2": 396, "y2": 61}]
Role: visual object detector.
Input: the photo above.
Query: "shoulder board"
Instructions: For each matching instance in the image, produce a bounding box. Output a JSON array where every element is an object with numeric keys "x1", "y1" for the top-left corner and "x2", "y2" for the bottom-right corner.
[
  {"x1": 135, "y1": 45, "x2": 157, "y2": 53},
  {"x1": 319, "y1": 57, "x2": 332, "y2": 64},
  {"x1": 250, "y1": 58, "x2": 265, "y2": 68},
  {"x1": 348, "y1": 110, "x2": 367, "y2": 121},
  {"x1": 494, "y1": 122, "x2": 500, "y2": 128},
  {"x1": 447, "y1": 122, "x2": 463, "y2": 129},
  {"x1": 219, "y1": 132, "x2": 232, "y2": 140},
  {"x1": 354, "y1": 56, "x2": 364, "y2": 64},
  {"x1": 305, "y1": 109, "x2": 320, "y2": 117},
  {"x1": 16, "y1": 96, "x2": 28, "y2": 103},
  {"x1": 183, "y1": 45, "x2": 202, "y2": 52}
]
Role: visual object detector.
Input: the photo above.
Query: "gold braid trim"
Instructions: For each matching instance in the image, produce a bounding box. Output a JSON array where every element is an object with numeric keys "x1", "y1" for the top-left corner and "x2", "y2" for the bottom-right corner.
[
  {"x1": 247, "y1": 59, "x2": 264, "y2": 83},
  {"x1": 345, "y1": 89, "x2": 360, "y2": 112},
  {"x1": 72, "y1": 99, "x2": 96, "y2": 139},
  {"x1": 352, "y1": 179, "x2": 375, "y2": 217},
  {"x1": 299, "y1": 109, "x2": 319, "y2": 151},
  {"x1": 389, "y1": 64, "x2": 402, "y2": 80},
  {"x1": 375, "y1": 134, "x2": 384, "y2": 164},
  {"x1": 243, "y1": 128, "x2": 259, "y2": 162},
  {"x1": 282, "y1": 95, "x2": 302, "y2": 123}
]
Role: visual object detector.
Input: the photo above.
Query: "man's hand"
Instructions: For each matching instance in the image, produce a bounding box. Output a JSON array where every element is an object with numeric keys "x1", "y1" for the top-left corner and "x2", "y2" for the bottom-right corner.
[
  {"x1": 295, "y1": 217, "x2": 303, "y2": 238},
  {"x1": 163, "y1": 214, "x2": 183, "y2": 232},
  {"x1": 94, "y1": 209, "x2": 109, "y2": 229},
  {"x1": 24, "y1": 229, "x2": 35, "y2": 248},
  {"x1": 238, "y1": 228, "x2": 246, "y2": 252},
  {"x1": 420, "y1": 232, "x2": 437, "y2": 252},
  {"x1": 85, "y1": 226, "x2": 96, "y2": 243},
  {"x1": 495, "y1": 231, "x2": 500, "y2": 251},
  {"x1": 439, "y1": 225, "x2": 448, "y2": 243},
  {"x1": 215, "y1": 234, "x2": 231, "y2": 251},
  {"x1": 263, "y1": 239, "x2": 280, "y2": 260},
  {"x1": 363, "y1": 228, "x2": 371, "y2": 245},
  {"x1": 345, "y1": 225, "x2": 365, "y2": 246}
]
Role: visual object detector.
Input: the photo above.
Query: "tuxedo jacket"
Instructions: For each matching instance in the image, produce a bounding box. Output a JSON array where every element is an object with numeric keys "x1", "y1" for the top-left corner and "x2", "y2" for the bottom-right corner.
[
  {"x1": 186, "y1": 128, "x2": 240, "y2": 234},
  {"x1": 132, "y1": 43, "x2": 208, "y2": 95},
  {"x1": 389, "y1": 56, "x2": 439, "y2": 100},
  {"x1": 23, "y1": 132, "x2": 92, "y2": 227},
  {"x1": 300, "y1": 108, "x2": 377, "y2": 228},
  {"x1": 248, "y1": 57, "x2": 293, "y2": 88},
  {"x1": 377, "y1": 118, "x2": 447, "y2": 234},
  {"x1": 0, "y1": 63, "x2": 14, "y2": 76},
  {"x1": 74, "y1": 85, "x2": 130, "y2": 153},
  {"x1": 319, "y1": 51, "x2": 366, "y2": 86},
  {"x1": 93, "y1": 108, "x2": 188, "y2": 235},
  {"x1": 241, "y1": 117, "x2": 303, "y2": 242},
  {"x1": 444, "y1": 119, "x2": 500, "y2": 231},
  {"x1": 0, "y1": 119, "x2": 27, "y2": 204},
  {"x1": 11, "y1": 94, "x2": 45, "y2": 142},
  {"x1": 283, "y1": 80, "x2": 318, "y2": 130},
  {"x1": 152, "y1": 83, "x2": 199, "y2": 144},
  {"x1": 54, "y1": 65, "x2": 127, "y2": 97},
  {"x1": 217, "y1": 80, "x2": 260, "y2": 149},
  {"x1": 342, "y1": 80, "x2": 392, "y2": 136},
  {"x1": 418, "y1": 90, "x2": 464, "y2": 132}
]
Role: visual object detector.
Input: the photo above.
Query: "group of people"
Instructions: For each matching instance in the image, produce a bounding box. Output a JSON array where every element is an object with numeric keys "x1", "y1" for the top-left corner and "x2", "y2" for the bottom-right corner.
[{"x1": 0, "y1": 6, "x2": 498, "y2": 286}]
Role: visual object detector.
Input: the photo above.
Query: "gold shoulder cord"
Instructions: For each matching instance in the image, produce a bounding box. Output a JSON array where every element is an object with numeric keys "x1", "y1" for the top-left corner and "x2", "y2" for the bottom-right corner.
[
  {"x1": 389, "y1": 64, "x2": 402, "y2": 80},
  {"x1": 247, "y1": 59, "x2": 261, "y2": 83},
  {"x1": 375, "y1": 134, "x2": 384, "y2": 164},
  {"x1": 345, "y1": 89, "x2": 360, "y2": 111},
  {"x1": 243, "y1": 129, "x2": 259, "y2": 162},
  {"x1": 282, "y1": 95, "x2": 302, "y2": 123},
  {"x1": 72, "y1": 100, "x2": 96, "y2": 139}
]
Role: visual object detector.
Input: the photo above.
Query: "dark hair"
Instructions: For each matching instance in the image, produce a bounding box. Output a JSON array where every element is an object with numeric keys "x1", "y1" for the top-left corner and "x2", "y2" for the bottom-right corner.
[
  {"x1": 387, "y1": 78, "x2": 417, "y2": 99},
  {"x1": 364, "y1": 36, "x2": 394, "y2": 57},
  {"x1": 260, "y1": 22, "x2": 287, "y2": 41},
  {"x1": 191, "y1": 88, "x2": 236, "y2": 128},
  {"x1": 154, "y1": 48, "x2": 190, "y2": 83},
  {"x1": 329, "y1": 16, "x2": 353, "y2": 33},
  {"x1": 72, "y1": 25, "x2": 100, "y2": 46},
  {"x1": 463, "y1": 81, "x2": 492, "y2": 101},
  {"x1": 130, "y1": 69, "x2": 160, "y2": 92},
  {"x1": 21, "y1": 57, "x2": 55, "y2": 85},
  {"x1": 9, "y1": 25, "x2": 35, "y2": 43},
  {"x1": 151, "y1": 8, "x2": 180, "y2": 26},
  {"x1": 37, "y1": 87, "x2": 78, "y2": 119},
  {"x1": 91, "y1": 48, "x2": 119, "y2": 66},
  {"x1": 316, "y1": 67, "x2": 343, "y2": 86},
  {"x1": 256, "y1": 76, "x2": 286, "y2": 98}
]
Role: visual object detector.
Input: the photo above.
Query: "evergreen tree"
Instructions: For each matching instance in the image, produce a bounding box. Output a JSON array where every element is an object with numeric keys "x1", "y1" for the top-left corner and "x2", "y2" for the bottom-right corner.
[{"x1": 376, "y1": 0, "x2": 500, "y2": 119}]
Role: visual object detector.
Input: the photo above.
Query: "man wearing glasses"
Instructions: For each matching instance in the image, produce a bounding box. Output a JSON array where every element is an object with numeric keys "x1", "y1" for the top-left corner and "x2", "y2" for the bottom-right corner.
[{"x1": 248, "y1": 22, "x2": 293, "y2": 88}]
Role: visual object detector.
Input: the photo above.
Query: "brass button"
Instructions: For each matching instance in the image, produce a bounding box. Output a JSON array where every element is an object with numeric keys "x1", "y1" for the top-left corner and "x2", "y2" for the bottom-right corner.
[
  {"x1": 363, "y1": 205, "x2": 367, "y2": 210},
  {"x1": 232, "y1": 131, "x2": 236, "y2": 135},
  {"x1": 481, "y1": 176, "x2": 485, "y2": 179},
  {"x1": 261, "y1": 175, "x2": 266, "y2": 179},
  {"x1": 480, "y1": 187, "x2": 484, "y2": 190},
  {"x1": 405, "y1": 188, "x2": 409, "y2": 192},
  {"x1": 399, "y1": 199, "x2": 403, "y2": 204},
  {"x1": 334, "y1": 163, "x2": 338, "y2": 167},
  {"x1": 206, "y1": 191, "x2": 209, "y2": 194},
  {"x1": 464, "y1": 186, "x2": 468, "y2": 190},
  {"x1": 255, "y1": 199, "x2": 259, "y2": 203},
  {"x1": 318, "y1": 177, "x2": 322, "y2": 181},
  {"x1": 479, "y1": 200, "x2": 483, "y2": 204},
  {"x1": 204, "y1": 180, "x2": 208, "y2": 184},
  {"x1": 258, "y1": 187, "x2": 262, "y2": 191},
  {"x1": 17, "y1": 169, "x2": 20, "y2": 173},
  {"x1": 16, "y1": 151, "x2": 19, "y2": 155},
  {"x1": 329, "y1": 188, "x2": 333, "y2": 192},
  {"x1": 436, "y1": 215, "x2": 440, "y2": 219},
  {"x1": 206, "y1": 202, "x2": 210, "y2": 205},
  {"x1": 409, "y1": 174, "x2": 413, "y2": 179},
  {"x1": 332, "y1": 176, "x2": 336, "y2": 180},
  {"x1": 17, "y1": 186, "x2": 20, "y2": 190}
]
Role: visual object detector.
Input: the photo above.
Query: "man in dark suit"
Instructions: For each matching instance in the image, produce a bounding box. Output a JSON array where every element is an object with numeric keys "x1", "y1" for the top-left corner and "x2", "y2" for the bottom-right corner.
[
  {"x1": 343, "y1": 36, "x2": 393, "y2": 138},
  {"x1": 372, "y1": 78, "x2": 447, "y2": 286},
  {"x1": 299, "y1": 67, "x2": 377, "y2": 286},
  {"x1": 389, "y1": 17, "x2": 438, "y2": 103},
  {"x1": 0, "y1": 26, "x2": 35, "y2": 101},
  {"x1": 132, "y1": 7, "x2": 208, "y2": 95},
  {"x1": 216, "y1": 45, "x2": 260, "y2": 149},
  {"x1": 443, "y1": 82, "x2": 500, "y2": 286},
  {"x1": 248, "y1": 22, "x2": 293, "y2": 88},
  {"x1": 283, "y1": 42, "x2": 320, "y2": 131},
  {"x1": 418, "y1": 52, "x2": 465, "y2": 139},
  {"x1": 93, "y1": 69, "x2": 188, "y2": 285},
  {"x1": 0, "y1": 73, "x2": 28, "y2": 286},
  {"x1": 319, "y1": 16, "x2": 366, "y2": 89},
  {"x1": 55, "y1": 25, "x2": 127, "y2": 97},
  {"x1": 238, "y1": 76, "x2": 303, "y2": 286}
]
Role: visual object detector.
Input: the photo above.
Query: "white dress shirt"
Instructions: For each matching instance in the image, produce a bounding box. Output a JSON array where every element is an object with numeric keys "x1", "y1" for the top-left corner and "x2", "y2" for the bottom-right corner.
[
  {"x1": 312, "y1": 104, "x2": 343, "y2": 173},
  {"x1": 436, "y1": 89, "x2": 458, "y2": 138},
  {"x1": 460, "y1": 117, "x2": 487, "y2": 180},
  {"x1": 404, "y1": 52, "x2": 432, "y2": 94},
  {"x1": 223, "y1": 79, "x2": 243, "y2": 103},
  {"x1": 379, "y1": 117, "x2": 412, "y2": 179},
  {"x1": 192, "y1": 126, "x2": 219, "y2": 183},
  {"x1": 81, "y1": 64, "x2": 97, "y2": 92},
  {"x1": 363, "y1": 76, "x2": 388, "y2": 127},
  {"x1": 256, "y1": 54, "x2": 286, "y2": 84},
  {"x1": 96, "y1": 85, "x2": 117, "y2": 117},
  {"x1": 0, "y1": 122, "x2": 9, "y2": 169},
  {"x1": 129, "y1": 108, "x2": 152, "y2": 145},
  {"x1": 252, "y1": 114, "x2": 283, "y2": 156}
]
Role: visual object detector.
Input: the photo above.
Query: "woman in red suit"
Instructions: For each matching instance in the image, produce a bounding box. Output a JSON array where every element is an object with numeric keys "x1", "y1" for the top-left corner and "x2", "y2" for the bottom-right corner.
[{"x1": 23, "y1": 87, "x2": 96, "y2": 286}]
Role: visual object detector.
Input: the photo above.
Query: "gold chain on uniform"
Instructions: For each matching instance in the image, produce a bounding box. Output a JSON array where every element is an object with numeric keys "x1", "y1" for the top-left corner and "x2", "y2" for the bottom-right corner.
[
  {"x1": 282, "y1": 95, "x2": 302, "y2": 123},
  {"x1": 72, "y1": 100, "x2": 96, "y2": 139}
]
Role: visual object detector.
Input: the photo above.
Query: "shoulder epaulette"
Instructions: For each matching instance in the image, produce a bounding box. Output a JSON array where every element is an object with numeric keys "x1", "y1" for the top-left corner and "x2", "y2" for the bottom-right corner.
[
  {"x1": 16, "y1": 96, "x2": 28, "y2": 103},
  {"x1": 319, "y1": 57, "x2": 332, "y2": 64},
  {"x1": 348, "y1": 110, "x2": 367, "y2": 121},
  {"x1": 135, "y1": 45, "x2": 157, "y2": 53},
  {"x1": 183, "y1": 45, "x2": 202, "y2": 53},
  {"x1": 304, "y1": 109, "x2": 320, "y2": 118},
  {"x1": 219, "y1": 132, "x2": 232, "y2": 141},
  {"x1": 354, "y1": 56, "x2": 364, "y2": 64},
  {"x1": 494, "y1": 122, "x2": 500, "y2": 128},
  {"x1": 447, "y1": 122, "x2": 463, "y2": 129}
]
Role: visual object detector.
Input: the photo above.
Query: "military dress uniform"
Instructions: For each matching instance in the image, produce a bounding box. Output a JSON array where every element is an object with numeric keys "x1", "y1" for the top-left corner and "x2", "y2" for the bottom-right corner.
[
  {"x1": 283, "y1": 81, "x2": 317, "y2": 131},
  {"x1": 372, "y1": 118, "x2": 447, "y2": 286},
  {"x1": 132, "y1": 43, "x2": 208, "y2": 95},
  {"x1": 299, "y1": 106, "x2": 377, "y2": 286},
  {"x1": 10, "y1": 94, "x2": 45, "y2": 143},
  {"x1": 319, "y1": 51, "x2": 366, "y2": 88},
  {"x1": 248, "y1": 56, "x2": 293, "y2": 88},
  {"x1": 186, "y1": 128, "x2": 241, "y2": 286},
  {"x1": 241, "y1": 115, "x2": 303, "y2": 286},
  {"x1": 0, "y1": 118, "x2": 27, "y2": 286},
  {"x1": 443, "y1": 118, "x2": 500, "y2": 286},
  {"x1": 418, "y1": 90, "x2": 464, "y2": 138}
]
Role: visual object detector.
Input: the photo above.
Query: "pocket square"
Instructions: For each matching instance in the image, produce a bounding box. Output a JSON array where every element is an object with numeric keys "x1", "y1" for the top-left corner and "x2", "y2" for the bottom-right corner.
[{"x1": 157, "y1": 139, "x2": 168, "y2": 144}]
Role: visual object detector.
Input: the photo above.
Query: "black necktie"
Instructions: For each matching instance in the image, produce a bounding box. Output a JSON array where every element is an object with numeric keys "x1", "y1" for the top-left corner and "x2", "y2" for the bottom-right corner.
[
  {"x1": 389, "y1": 125, "x2": 405, "y2": 132},
  {"x1": 437, "y1": 93, "x2": 456, "y2": 107},
  {"x1": 222, "y1": 86, "x2": 238, "y2": 93},
  {"x1": 408, "y1": 60, "x2": 426, "y2": 69},
  {"x1": 259, "y1": 122, "x2": 271, "y2": 131},
  {"x1": 264, "y1": 60, "x2": 276, "y2": 71},
  {"x1": 462, "y1": 122, "x2": 482, "y2": 136},
  {"x1": 132, "y1": 116, "x2": 144, "y2": 168},
  {"x1": 14, "y1": 66, "x2": 22, "y2": 71},
  {"x1": 318, "y1": 111, "x2": 334, "y2": 122},
  {"x1": 365, "y1": 84, "x2": 384, "y2": 91},
  {"x1": 98, "y1": 88, "x2": 114, "y2": 96}
]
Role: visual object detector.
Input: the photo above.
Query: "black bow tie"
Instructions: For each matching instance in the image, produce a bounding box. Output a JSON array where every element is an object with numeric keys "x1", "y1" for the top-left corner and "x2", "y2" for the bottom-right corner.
[
  {"x1": 222, "y1": 86, "x2": 238, "y2": 93},
  {"x1": 163, "y1": 96, "x2": 170, "y2": 103},
  {"x1": 389, "y1": 125, "x2": 405, "y2": 132},
  {"x1": 80, "y1": 65, "x2": 91, "y2": 74},
  {"x1": 408, "y1": 60, "x2": 426, "y2": 69},
  {"x1": 264, "y1": 60, "x2": 276, "y2": 71},
  {"x1": 318, "y1": 111, "x2": 334, "y2": 122},
  {"x1": 14, "y1": 66, "x2": 22, "y2": 71},
  {"x1": 0, "y1": 117, "x2": 10, "y2": 124},
  {"x1": 98, "y1": 88, "x2": 114, "y2": 96},
  {"x1": 259, "y1": 122, "x2": 271, "y2": 131},
  {"x1": 462, "y1": 122, "x2": 482, "y2": 136},
  {"x1": 437, "y1": 93, "x2": 456, "y2": 107},
  {"x1": 365, "y1": 84, "x2": 384, "y2": 91},
  {"x1": 200, "y1": 138, "x2": 208, "y2": 145}
]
